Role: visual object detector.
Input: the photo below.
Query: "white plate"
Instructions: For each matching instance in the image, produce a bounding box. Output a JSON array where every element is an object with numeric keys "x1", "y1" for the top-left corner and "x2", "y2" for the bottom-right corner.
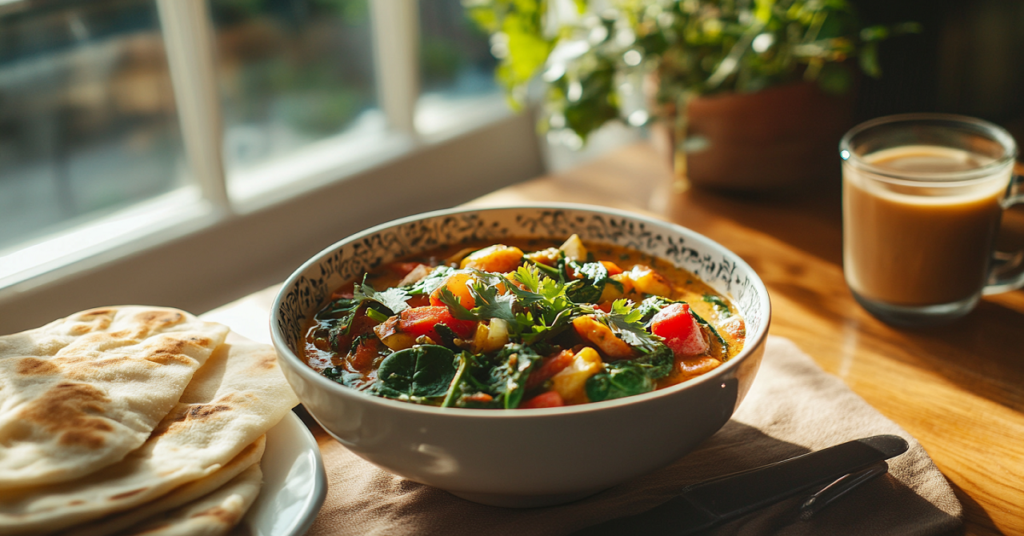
[{"x1": 243, "y1": 410, "x2": 327, "y2": 536}]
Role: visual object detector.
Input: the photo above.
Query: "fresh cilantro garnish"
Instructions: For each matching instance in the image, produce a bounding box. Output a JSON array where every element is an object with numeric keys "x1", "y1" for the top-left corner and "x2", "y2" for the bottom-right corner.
[
  {"x1": 355, "y1": 275, "x2": 410, "y2": 314},
  {"x1": 437, "y1": 282, "x2": 518, "y2": 325},
  {"x1": 600, "y1": 299, "x2": 663, "y2": 352},
  {"x1": 403, "y1": 266, "x2": 455, "y2": 296}
]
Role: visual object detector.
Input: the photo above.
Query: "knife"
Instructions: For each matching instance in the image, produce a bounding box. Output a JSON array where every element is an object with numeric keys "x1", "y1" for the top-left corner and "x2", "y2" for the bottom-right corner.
[{"x1": 574, "y1": 435, "x2": 909, "y2": 535}]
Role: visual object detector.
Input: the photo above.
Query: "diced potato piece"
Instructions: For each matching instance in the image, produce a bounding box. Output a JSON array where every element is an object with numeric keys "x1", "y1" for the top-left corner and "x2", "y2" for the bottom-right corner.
[
  {"x1": 629, "y1": 265, "x2": 673, "y2": 297},
  {"x1": 572, "y1": 315, "x2": 633, "y2": 359},
  {"x1": 472, "y1": 318, "x2": 509, "y2": 353},
  {"x1": 551, "y1": 347, "x2": 604, "y2": 404},
  {"x1": 523, "y1": 247, "x2": 560, "y2": 266},
  {"x1": 460, "y1": 244, "x2": 524, "y2": 273},
  {"x1": 559, "y1": 234, "x2": 588, "y2": 262},
  {"x1": 398, "y1": 264, "x2": 433, "y2": 287},
  {"x1": 599, "y1": 274, "x2": 632, "y2": 303},
  {"x1": 373, "y1": 317, "x2": 415, "y2": 351}
]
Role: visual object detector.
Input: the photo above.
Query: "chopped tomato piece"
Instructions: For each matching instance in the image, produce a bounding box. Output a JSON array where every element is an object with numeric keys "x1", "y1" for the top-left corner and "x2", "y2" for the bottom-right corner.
[
  {"x1": 336, "y1": 307, "x2": 381, "y2": 350},
  {"x1": 399, "y1": 306, "x2": 477, "y2": 341},
  {"x1": 526, "y1": 349, "x2": 575, "y2": 390},
  {"x1": 348, "y1": 337, "x2": 382, "y2": 372},
  {"x1": 650, "y1": 303, "x2": 709, "y2": 357},
  {"x1": 520, "y1": 391, "x2": 565, "y2": 409}
]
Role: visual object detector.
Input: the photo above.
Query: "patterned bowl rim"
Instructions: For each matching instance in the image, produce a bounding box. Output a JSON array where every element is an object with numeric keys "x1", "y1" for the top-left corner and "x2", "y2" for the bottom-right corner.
[{"x1": 271, "y1": 202, "x2": 772, "y2": 417}]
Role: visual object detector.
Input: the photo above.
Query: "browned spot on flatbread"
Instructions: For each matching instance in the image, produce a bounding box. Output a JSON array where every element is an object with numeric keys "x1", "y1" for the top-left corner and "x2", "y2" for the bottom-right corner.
[
  {"x1": 20, "y1": 382, "x2": 114, "y2": 449},
  {"x1": 110, "y1": 487, "x2": 149, "y2": 500},
  {"x1": 136, "y1": 310, "x2": 185, "y2": 331},
  {"x1": 67, "y1": 309, "x2": 116, "y2": 334},
  {"x1": 186, "y1": 404, "x2": 232, "y2": 420},
  {"x1": 69, "y1": 500, "x2": 85, "y2": 506},
  {"x1": 16, "y1": 357, "x2": 59, "y2": 376},
  {"x1": 142, "y1": 338, "x2": 195, "y2": 367},
  {"x1": 256, "y1": 352, "x2": 279, "y2": 370}
]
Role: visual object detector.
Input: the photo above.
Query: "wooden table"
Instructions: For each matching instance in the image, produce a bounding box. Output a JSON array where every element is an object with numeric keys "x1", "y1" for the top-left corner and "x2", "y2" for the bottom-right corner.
[{"x1": 205, "y1": 142, "x2": 1024, "y2": 536}]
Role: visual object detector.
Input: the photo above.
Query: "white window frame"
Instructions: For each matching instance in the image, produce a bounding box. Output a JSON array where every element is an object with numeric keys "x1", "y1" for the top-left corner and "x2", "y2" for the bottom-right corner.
[{"x1": 0, "y1": 0, "x2": 545, "y2": 332}]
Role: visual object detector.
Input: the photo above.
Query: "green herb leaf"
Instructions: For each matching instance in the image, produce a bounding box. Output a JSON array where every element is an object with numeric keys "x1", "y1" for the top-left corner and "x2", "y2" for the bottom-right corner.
[
  {"x1": 355, "y1": 276, "x2": 410, "y2": 314},
  {"x1": 601, "y1": 299, "x2": 663, "y2": 352},
  {"x1": 404, "y1": 266, "x2": 456, "y2": 296},
  {"x1": 487, "y1": 344, "x2": 542, "y2": 409},
  {"x1": 437, "y1": 283, "x2": 518, "y2": 326},
  {"x1": 585, "y1": 362, "x2": 656, "y2": 402}
]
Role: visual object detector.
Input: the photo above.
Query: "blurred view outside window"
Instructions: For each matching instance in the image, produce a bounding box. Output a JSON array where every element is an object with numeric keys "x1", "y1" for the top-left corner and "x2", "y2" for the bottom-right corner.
[
  {"x1": 416, "y1": 0, "x2": 499, "y2": 134},
  {"x1": 209, "y1": 0, "x2": 380, "y2": 176},
  {"x1": 0, "y1": 0, "x2": 188, "y2": 252}
]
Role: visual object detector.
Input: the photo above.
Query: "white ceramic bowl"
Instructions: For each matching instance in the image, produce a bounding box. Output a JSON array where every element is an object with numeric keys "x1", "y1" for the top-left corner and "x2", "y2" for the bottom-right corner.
[{"x1": 271, "y1": 204, "x2": 771, "y2": 507}]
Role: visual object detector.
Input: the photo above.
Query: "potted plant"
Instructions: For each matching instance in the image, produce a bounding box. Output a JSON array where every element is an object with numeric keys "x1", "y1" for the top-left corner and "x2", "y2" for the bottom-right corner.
[{"x1": 466, "y1": 0, "x2": 917, "y2": 192}]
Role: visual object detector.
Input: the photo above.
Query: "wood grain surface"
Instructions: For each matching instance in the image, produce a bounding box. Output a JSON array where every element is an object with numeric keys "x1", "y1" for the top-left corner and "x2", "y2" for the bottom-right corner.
[{"x1": 467, "y1": 143, "x2": 1024, "y2": 536}]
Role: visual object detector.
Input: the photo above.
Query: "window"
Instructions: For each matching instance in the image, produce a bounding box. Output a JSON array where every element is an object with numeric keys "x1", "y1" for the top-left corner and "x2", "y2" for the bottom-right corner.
[
  {"x1": 0, "y1": 0, "x2": 543, "y2": 332},
  {"x1": 0, "y1": 0, "x2": 189, "y2": 252}
]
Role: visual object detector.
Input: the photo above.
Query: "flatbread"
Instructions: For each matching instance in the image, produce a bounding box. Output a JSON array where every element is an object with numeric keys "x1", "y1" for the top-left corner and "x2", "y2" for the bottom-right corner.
[
  {"x1": 0, "y1": 337, "x2": 298, "y2": 534},
  {"x1": 0, "y1": 306, "x2": 230, "y2": 490},
  {"x1": 122, "y1": 463, "x2": 263, "y2": 536},
  {"x1": 71, "y1": 436, "x2": 266, "y2": 536}
]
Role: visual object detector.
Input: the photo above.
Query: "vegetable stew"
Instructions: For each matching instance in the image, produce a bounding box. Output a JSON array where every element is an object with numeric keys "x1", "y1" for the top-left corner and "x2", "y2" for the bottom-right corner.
[{"x1": 302, "y1": 236, "x2": 745, "y2": 408}]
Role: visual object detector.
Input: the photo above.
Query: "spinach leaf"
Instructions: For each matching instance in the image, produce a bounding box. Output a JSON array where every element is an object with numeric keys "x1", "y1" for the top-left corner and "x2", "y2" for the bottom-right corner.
[
  {"x1": 374, "y1": 345, "x2": 458, "y2": 401},
  {"x1": 487, "y1": 344, "x2": 542, "y2": 409},
  {"x1": 311, "y1": 298, "x2": 365, "y2": 352},
  {"x1": 703, "y1": 293, "x2": 733, "y2": 318},
  {"x1": 446, "y1": 353, "x2": 503, "y2": 408},
  {"x1": 626, "y1": 342, "x2": 675, "y2": 379},
  {"x1": 565, "y1": 261, "x2": 620, "y2": 304},
  {"x1": 585, "y1": 362, "x2": 657, "y2": 402}
]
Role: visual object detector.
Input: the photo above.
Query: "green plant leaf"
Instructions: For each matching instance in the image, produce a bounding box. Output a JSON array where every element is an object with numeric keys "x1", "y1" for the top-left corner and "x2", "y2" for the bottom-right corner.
[
  {"x1": 355, "y1": 276, "x2": 410, "y2": 314},
  {"x1": 585, "y1": 362, "x2": 657, "y2": 402}
]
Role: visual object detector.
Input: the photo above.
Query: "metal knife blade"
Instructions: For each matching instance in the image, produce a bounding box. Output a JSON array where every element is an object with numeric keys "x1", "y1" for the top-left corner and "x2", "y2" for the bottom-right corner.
[{"x1": 575, "y1": 434, "x2": 909, "y2": 535}]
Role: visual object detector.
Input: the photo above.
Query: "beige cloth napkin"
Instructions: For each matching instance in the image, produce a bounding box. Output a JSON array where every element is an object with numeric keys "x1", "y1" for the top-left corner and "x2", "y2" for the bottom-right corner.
[{"x1": 306, "y1": 336, "x2": 962, "y2": 535}]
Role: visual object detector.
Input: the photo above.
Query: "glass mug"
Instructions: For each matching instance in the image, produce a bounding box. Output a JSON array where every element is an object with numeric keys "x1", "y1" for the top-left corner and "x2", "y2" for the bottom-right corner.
[{"x1": 840, "y1": 113, "x2": 1024, "y2": 326}]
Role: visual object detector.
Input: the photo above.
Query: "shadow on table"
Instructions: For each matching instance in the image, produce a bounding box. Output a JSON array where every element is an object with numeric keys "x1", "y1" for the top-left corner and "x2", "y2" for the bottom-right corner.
[{"x1": 573, "y1": 422, "x2": 961, "y2": 536}]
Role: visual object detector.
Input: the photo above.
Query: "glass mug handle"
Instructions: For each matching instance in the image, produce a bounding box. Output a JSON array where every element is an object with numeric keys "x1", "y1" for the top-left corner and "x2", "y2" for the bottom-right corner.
[{"x1": 985, "y1": 172, "x2": 1024, "y2": 294}]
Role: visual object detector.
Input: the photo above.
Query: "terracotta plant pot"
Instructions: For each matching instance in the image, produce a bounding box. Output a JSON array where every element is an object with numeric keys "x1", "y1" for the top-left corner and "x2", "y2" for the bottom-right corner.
[{"x1": 654, "y1": 82, "x2": 855, "y2": 193}]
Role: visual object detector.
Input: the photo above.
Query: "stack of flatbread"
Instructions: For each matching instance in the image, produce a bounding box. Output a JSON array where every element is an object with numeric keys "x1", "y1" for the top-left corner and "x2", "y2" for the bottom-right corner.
[{"x1": 0, "y1": 306, "x2": 300, "y2": 535}]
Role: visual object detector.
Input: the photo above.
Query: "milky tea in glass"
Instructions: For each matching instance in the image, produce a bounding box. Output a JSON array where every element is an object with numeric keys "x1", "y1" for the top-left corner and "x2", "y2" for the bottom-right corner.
[{"x1": 840, "y1": 114, "x2": 1024, "y2": 326}]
